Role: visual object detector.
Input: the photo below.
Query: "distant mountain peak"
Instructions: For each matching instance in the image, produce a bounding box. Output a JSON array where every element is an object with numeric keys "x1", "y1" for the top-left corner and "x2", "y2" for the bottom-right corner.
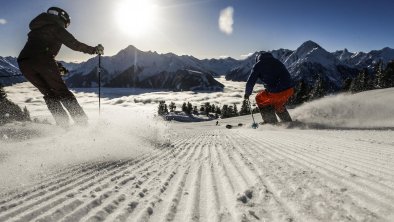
[
  {"x1": 115, "y1": 45, "x2": 139, "y2": 56},
  {"x1": 381, "y1": 47, "x2": 394, "y2": 53},
  {"x1": 124, "y1": 45, "x2": 137, "y2": 51},
  {"x1": 299, "y1": 40, "x2": 323, "y2": 51},
  {"x1": 283, "y1": 40, "x2": 336, "y2": 68},
  {"x1": 334, "y1": 48, "x2": 353, "y2": 61}
]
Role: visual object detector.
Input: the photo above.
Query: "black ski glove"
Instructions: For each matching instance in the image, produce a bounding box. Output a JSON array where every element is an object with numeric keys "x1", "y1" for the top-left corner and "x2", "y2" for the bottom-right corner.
[
  {"x1": 95, "y1": 44, "x2": 104, "y2": 55},
  {"x1": 244, "y1": 94, "x2": 250, "y2": 100},
  {"x1": 57, "y1": 62, "x2": 69, "y2": 76}
]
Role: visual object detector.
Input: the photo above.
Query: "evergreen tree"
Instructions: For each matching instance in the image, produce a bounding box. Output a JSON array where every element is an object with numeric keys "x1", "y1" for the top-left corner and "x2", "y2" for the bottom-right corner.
[
  {"x1": 342, "y1": 78, "x2": 353, "y2": 92},
  {"x1": 169, "y1": 102, "x2": 176, "y2": 112},
  {"x1": 23, "y1": 106, "x2": 31, "y2": 121},
  {"x1": 204, "y1": 102, "x2": 211, "y2": 116},
  {"x1": 211, "y1": 104, "x2": 216, "y2": 113},
  {"x1": 158, "y1": 101, "x2": 166, "y2": 115},
  {"x1": 164, "y1": 104, "x2": 169, "y2": 114},
  {"x1": 350, "y1": 70, "x2": 364, "y2": 93},
  {"x1": 239, "y1": 99, "x2": 250, "y2": 116},
  {"x1": 0, "y1": 85, "x2": 6, "y2": 100},
  {"x1": 182, "y1": 102, "x2": 187, "y2": 112},
  {"x1": 289, "y1": 80, "x2": 310, "y2": 105},
  {"x1": 350, "y1": 69, "x2": 373, "y2": 93},
  {"x1": 381, "y1": 61, "x2": 394, "y2": 88},
  {"x1": 228, "y1": 105, "x2": 235, "y2": 117},
  {"x1": 373, "y1": 60, "x2": 384, "y2": 88},
  {"x1": 187, "y1": 102, "x2": 193, "y2": 115},
  {"x1": 309, "y1": 75, "x2": 326, "y2": 100},
  {"x1": 233, "y1": 104, "x2": 238, "y2": 116},
  {"x1": 0, "y1": 88, "x2": 31, "y2": 125},
  {"x1": 365, "y1": 69, "x2": 375, "y2": 91},
  {"x1": 215, "y1": 106, "x2": 221, "y2": 115},
  {"x1": 193, "y1": 106, "x2": 199, "y2": 115},
  {"x1": 221, "y1": 105, "x2": 229, "y2": 118}
]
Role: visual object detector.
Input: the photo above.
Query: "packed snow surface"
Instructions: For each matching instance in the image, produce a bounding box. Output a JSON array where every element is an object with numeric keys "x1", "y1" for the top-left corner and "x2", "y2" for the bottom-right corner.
[{"x1": 1, "y1": 78, "x2": 394, "y2": 221}]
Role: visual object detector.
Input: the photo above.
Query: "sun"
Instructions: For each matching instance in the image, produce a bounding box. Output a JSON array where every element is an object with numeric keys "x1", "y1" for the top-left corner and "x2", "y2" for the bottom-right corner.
[{"x1": 115, "y1": 0, "x2": 158, "y2": 37}]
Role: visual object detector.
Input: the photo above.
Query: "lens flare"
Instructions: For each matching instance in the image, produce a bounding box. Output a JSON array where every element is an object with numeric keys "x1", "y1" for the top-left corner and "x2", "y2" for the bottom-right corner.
[{"x1": 115, "y1": 0, "x2": 158, "y2": 37}]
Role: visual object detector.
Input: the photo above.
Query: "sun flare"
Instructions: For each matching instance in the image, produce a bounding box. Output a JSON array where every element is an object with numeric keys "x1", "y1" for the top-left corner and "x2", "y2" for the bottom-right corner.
[{"x1": 115, "y1": 0, "x2": 158, "y2": 37}]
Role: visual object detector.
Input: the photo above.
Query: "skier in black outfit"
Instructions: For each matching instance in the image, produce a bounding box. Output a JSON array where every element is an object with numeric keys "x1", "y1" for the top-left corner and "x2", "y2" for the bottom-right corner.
[{"x1": 18, "y1": 7, "x2": 104, "y2": 127}]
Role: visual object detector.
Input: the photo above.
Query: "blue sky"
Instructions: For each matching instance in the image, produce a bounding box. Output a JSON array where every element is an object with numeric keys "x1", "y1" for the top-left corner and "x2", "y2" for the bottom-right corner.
[{"x1": 0, "y1": 0, "x2": 393, "y2": 62}]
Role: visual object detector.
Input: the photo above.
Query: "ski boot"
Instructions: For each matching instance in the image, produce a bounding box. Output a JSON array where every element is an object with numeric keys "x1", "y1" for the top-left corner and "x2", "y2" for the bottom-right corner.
[
  {"x1": 61, "y1": 97, "x2": 89, "y2": 127},
  {"x1": 259, "y1": 105, "x2": 278, "y2": 124},
  {"x1": 276, "y1": 108, "x2": 292, "y2": 122},
  {"x1": 44, "y1": 95, "x2": 70, "y2": 128}
]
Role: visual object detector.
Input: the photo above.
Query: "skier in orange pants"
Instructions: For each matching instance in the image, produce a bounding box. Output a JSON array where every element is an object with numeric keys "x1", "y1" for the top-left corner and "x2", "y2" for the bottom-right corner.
[{"x1": 244, "y1": 52, "x2": 295, "y2": 124}]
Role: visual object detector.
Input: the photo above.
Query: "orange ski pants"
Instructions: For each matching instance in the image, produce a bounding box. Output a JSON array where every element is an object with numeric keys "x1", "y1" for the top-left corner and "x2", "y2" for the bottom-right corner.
[{"x1": 255, "y1": 87, "x2": 294, "y2": 113}]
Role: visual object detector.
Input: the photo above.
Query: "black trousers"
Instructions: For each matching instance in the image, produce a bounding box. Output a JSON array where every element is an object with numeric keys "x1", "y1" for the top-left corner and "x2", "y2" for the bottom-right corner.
[{"x1": 18, "y1": 58, "x2": 87, "y2": 126}]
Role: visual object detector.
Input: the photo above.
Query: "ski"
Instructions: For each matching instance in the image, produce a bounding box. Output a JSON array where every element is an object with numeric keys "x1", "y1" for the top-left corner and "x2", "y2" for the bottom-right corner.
[{"x1": 225, "y1": 123, "x2": 244, "y2": 129}]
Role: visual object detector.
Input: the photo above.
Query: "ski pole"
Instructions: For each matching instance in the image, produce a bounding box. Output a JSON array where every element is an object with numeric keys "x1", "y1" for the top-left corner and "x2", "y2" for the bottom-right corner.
[
  {"x1": 248, "y1": 99, "x2": 258, "y2": 128},
  {"x1": 98, "y1": 54, "x2": 101, "y2": 116}
]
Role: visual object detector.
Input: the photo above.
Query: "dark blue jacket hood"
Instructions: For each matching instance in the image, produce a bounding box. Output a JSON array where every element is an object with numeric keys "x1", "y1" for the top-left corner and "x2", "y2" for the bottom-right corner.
[
  {"x1": 256, "y1": 52, "x2": 273, "y2": 62},
  {"x1": 245, "y1": 54, "x2": 294, "y2": 95}
]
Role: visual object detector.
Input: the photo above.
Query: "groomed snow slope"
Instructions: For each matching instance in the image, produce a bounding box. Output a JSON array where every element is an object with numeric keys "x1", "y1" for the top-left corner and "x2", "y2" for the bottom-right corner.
[{"x1": 1, "y1": 83, "x2": 394, "y2": 222}]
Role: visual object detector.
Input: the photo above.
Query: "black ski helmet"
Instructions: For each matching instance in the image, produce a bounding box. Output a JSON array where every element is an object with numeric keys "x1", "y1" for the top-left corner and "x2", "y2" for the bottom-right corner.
[
  {"x1": 255, "y1": 51, "x2": 272, "y2": 62},
  {"x1": 47, "y1": 7, "x2": 71, "y2": 28}
]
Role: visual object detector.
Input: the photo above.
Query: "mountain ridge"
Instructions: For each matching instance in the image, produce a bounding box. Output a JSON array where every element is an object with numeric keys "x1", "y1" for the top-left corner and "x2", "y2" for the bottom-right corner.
[
  {"x1": 1, "y1": 41, "x2": 394, "y2": 90},
  {"x1": 225, "y1": 41, "x2": 394, "y2": 90}
]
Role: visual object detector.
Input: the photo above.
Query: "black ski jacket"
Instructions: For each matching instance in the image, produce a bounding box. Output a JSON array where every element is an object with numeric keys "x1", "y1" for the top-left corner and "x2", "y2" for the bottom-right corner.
[
  {"x1": 245, "y1": 53, "x2": 294, "y2": 95},
  {"x1": 18, "y1": 13, "x2": 95, "y2": 61}
]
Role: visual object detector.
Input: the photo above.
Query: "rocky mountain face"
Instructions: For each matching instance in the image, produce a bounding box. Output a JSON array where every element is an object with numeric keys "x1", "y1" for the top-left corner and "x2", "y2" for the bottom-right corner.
[
  {"x1": 0, "y1": 57, "x2": 25, "y2": 86},
  {"x1": 333, "y1": 47, "x2": 394, "y2": 68},
  {"x1": 283, "y1": 41, "x2": 356, "y2": 90}
]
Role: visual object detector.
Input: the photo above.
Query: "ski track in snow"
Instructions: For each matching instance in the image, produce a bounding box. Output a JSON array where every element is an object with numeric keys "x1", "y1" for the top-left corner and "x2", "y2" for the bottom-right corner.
[{"x1": 1, "y1": 123, "x2": 394, "y2": 222}]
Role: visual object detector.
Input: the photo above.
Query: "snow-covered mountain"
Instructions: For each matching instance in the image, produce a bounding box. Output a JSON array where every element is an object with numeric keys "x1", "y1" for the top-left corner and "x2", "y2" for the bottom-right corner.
[
  {"x1": 2, "y1": 42, "x2": 394, "y2": 91},
  {"x1": 334, "y1": 47, "x2": 394, "y2": 68},
  {"x1": 66, "y1": 46, "x2": 240, "y2": 78},
  {"x1": 65, "y1": 45, "x2": 236, "y2": 90},
  {"x1": 284, "y1": 41, "x2": 339, "y2": 67},
  {"x1": 66, "y1": 66, "x2": 224, "y2": 91},
  {"x1": 225, "y1": 53, "x2": 257, "y2": 82},
  {"x1": 225, "y1": 41, "x2": 366, "y2": 90},
  {"x1": 284, "y1": 41, "x2": 351, "y2": 89},
  {"x1": 0, "y1": 56, "x2": 24, "y2": 86},
  {"x1": 198, "y1": 57, "x2": 242, "y2": 76}
]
